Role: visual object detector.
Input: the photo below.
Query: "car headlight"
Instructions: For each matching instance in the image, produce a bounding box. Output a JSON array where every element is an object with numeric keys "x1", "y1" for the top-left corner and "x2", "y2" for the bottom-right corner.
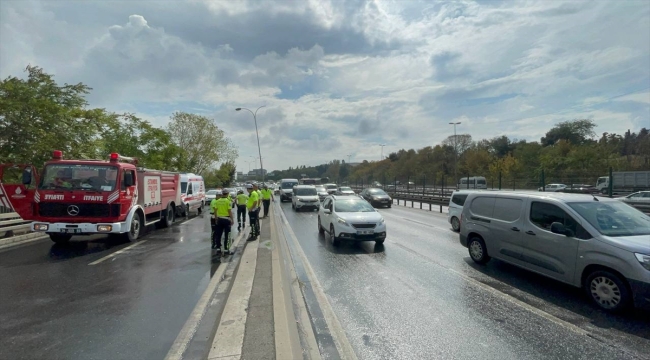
[
  {"x1": 379, "y1": 218, "x2": 385, "y2": 225},
  {"x1": 372, "y1": 196, "x2": 379, "y2": 200},
  {"x1": 337, "y1": 217, "x2": 348, "y2": 225},
  {"x1": 97, "y1": 225, "x2": 113, "y2": 232},
  {"x1": 34, "y1": 223, "x2": 48, "y2": 231},
  {"x1": 635, "y1": 253, "x2": 650, "y2": 271}
]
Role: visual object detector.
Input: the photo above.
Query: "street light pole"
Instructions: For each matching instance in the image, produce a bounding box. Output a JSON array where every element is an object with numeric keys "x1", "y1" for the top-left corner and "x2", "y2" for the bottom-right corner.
[
  {"x1": 379, "y1": 144, "x2": 386, "y2": 160},
  {"x1": 236, "y1": 106, "x2": 266, "y2": 182},
  {"x1": 347, "y1": 154, "x2": 352, "y2": 163},
  {"x1": 449, "y1": 122, "x2": 461, "y2": 188}
]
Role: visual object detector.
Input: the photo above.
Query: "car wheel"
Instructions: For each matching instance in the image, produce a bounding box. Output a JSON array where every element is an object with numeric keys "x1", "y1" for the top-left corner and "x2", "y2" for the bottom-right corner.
[
  {"x1": 330, "y1": 224, "x2": 339, "y2": 246},
  {"x1": 585, "y1": 270, "x2": 631, "y2": 312},
  {"x1": 292, "y1": 202, "x2": 295, "y2": 210},
  {"x1": 375, "y1": 239, "x2": 385, "y2": 244},
  {"x1": 468, "y1": 236, "x2": 490, "y2": 264},
  {"x1": 197, "y1": 203, "x2": 203, "y2": 215},
  {"x1": 451, "y1": 216, "x2": 460, "y2": 232},
  {"x1": 49, "y1": 233, "x2": 72, "y2": 244},
  {"x1": 318, "y1": 216, "x2": 324, "y2": 234}
]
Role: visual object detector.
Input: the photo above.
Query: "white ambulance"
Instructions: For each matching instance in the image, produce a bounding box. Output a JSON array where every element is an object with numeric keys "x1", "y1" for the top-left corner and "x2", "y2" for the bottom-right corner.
[{"x1": 178, "y1": 173, "x2": 206, "y2": 216}]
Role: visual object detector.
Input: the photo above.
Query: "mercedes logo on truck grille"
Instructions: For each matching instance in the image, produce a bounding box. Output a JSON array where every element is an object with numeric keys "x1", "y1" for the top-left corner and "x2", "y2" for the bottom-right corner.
[{"x1": 67, "y1": 205, "x2": 80, "y2": 216}]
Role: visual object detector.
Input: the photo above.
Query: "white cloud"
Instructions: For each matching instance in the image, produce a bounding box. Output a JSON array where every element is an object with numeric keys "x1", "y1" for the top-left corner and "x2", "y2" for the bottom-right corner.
[{"x1": 0, "y1": 0, "x2": 648, "y2": 172}]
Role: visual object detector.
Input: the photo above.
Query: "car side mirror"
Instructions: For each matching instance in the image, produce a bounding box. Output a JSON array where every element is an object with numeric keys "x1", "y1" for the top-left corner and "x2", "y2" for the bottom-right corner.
[
  {"x1": 124, "y1": 172, "x2": 134, "y2": 187},
  {"x1": 323, "y1": 209, "x2": 331, "y2": 214},
  {"x1": 550, "y1": 222, "x2": 572, "y2": 236},
  {"x1": 22, "y1": 168, "x2": 32, "y2": 185}
]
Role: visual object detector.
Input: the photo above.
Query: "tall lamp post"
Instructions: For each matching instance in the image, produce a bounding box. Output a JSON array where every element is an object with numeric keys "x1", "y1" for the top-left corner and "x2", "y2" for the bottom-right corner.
[
  {"x1": 347, "y1": 154, "x2": 352, "y2": 163},
  {"x1": 379, "y1": 144, "x2": 386, "y2": 160},
  {"x1": 236, "y1": 106, "x2": 266, "y2": 182},
  {"x1": 449, "y1": 122, "x2": 461, "y2": 188}
]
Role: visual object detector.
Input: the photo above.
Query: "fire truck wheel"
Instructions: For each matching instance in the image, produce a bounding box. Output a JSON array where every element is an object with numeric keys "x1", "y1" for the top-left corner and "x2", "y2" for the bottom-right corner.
[
  {"x1": 49, "y1": 233, "x2": 72, "y2": 244},
  {"x1": 125, "y1": 212, "x2": 143, "y2": 242},
  {"x1": 159, "y1": 203, "x2": 175, "y2": 228}
]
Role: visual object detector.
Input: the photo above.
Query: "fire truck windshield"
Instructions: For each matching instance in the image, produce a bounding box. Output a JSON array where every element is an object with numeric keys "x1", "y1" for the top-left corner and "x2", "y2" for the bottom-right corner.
[{"x1": 39, "y1": 164, "x2": 119, "y2": 191}]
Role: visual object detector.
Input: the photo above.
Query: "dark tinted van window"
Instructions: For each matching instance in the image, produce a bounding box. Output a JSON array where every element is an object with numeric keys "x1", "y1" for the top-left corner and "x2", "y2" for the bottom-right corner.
[{"x1": 451, "y1": 194, "x2": 468, "y2": 206}]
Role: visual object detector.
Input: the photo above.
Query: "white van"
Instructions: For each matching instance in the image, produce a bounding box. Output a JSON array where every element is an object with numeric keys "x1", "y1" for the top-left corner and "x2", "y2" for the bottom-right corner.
[
  {"x1": 458, "y1": 176, "x2": 487, "y2": 189},
  {"x1": 459, "y1": 192, "x2": 650, "y2": 312},
  {"x1": 279, "y1": 178, "x2": 299, "y2": 202},
  {"x1": 179, "y1": 173, "x2": 205, "y2": 216},
  {"x1": 448, "y1": 190, "x2": 480, "y2": 231}
]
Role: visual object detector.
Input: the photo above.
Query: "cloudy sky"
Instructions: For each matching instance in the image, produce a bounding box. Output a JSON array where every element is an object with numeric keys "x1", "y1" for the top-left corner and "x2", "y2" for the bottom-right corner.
[{"x1": 1, "y1": 0, "x2": 649, "y2": 172}]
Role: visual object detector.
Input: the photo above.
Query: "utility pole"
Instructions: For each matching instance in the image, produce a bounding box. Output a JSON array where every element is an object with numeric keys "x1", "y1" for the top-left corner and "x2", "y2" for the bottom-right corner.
[
  {"x1": 347, "y1": 154, "x2": 352, "y2": 163},
  {"x1": 379, "y1": 144, "x2": 386, "y2": 160},
  {"x1": 449, "y1": 122, "x2": 461, "y2": 187}
]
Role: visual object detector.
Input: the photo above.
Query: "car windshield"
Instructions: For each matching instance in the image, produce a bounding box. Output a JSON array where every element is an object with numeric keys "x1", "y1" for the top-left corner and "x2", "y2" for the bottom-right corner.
[
  {"x1": 206, "y1": 190, "x2": 218, "y2": 195},
  {"x1": 568, "y1": 202, "x2": 650, "y2": 237},
  {"x1": 315, "y1": 186, "x2": 326, "y2": 192},
  {"x1": 335, "y1": 199, "x2": 376, "y2": 213},
  {"x1": 296, "y1": 188, "x2": 317, "y2": 196},
  {"x1": 368, "y1": 189, "x2": 387, "y2": 195},
  {"x1": 339, "y1": 187, "x2": 352, "y2": 191},
  {"x1": 281, "y1": 182, "x2": 298, "y2": 189},
  {"x1": 39, "y1": 164, "x2": 118, "y2": 191}
]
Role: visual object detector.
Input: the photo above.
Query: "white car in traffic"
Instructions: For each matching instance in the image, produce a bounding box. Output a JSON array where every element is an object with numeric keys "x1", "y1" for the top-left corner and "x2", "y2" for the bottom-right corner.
[{"x1": 317, "y1": 195, "x2": 387, "y2": 246}]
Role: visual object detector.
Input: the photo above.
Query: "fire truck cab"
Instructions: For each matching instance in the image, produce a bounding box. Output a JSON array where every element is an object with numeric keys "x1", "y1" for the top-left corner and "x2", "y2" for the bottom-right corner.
[{"x1": 0, "y1": 151, "x2": 181, "y2": 244}]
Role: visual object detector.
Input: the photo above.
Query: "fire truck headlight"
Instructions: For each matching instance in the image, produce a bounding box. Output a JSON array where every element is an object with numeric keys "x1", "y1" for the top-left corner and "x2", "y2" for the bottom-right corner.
[
  {"x1": 34, "y1": 223, "x2": 48, "y2": 231},
  {"x1": 97, "y1": 225, "x2": 112, "y2": 232}
]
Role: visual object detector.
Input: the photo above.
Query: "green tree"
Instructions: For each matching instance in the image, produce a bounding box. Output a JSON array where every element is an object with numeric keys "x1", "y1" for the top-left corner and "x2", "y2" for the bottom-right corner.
[
  {"x1": 0, "y1": 65, "x2": 103, "y2": 165},
  {"x1": 167, "y1": 112, "x2": 238, "y2": 173},
  {"x1": 541, "y1": 119, "x2": 596, "y2": 146}
]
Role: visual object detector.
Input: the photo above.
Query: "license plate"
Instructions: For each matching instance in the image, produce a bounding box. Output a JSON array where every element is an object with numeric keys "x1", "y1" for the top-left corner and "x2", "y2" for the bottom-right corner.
[
  {"x1": 60, "y1": 228, "x2": 82, "y2": 234},
  {"x1": 357, "y1": 230, "x2": 374, "y2": 235}
]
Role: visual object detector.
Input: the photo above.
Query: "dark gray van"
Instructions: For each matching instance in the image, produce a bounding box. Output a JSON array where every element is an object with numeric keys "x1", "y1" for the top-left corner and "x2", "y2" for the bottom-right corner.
[{"x1": 459, "y1": 192, "x2": 650, "y2": 311}]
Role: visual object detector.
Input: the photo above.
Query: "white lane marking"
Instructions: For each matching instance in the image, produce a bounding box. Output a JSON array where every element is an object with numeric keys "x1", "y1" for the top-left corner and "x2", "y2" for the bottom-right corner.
[
  {"x1": 273, "y1": 205, "x2": 321, "y2": 359},
  {"x1": 180, "y1": 216, "x2": 202, "y2": 225},
  {"x1": 88, "y1": 240, "x2": 148, "y2": 265},
  {"x1": 279, "y1": 207, "x2": 358, "y2": 360},
  {"x1": 392, "y1": 242, "x2": 589, "y2": 337},
  {"x1": 270, "y1": 215, "x2": 301, "y2": 359},
  {"x1": 446, "y1": 266, "x2": 589, "y2": 336},
  {"x1": 164, "y1": 229, "x2": 246, "y2": 360},
  {"x1": 207, "y1": 241, "x2": 259, "y2": 359}
]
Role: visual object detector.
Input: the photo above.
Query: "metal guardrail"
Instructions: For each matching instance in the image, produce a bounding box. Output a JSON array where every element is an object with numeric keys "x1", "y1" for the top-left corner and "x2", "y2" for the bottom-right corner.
[
  {"x1": 0, "y1": 212, "x2": 31, "y2": 239},
  {"x1": 351, "y1": 186, "x2": 650, "y2": 215}
]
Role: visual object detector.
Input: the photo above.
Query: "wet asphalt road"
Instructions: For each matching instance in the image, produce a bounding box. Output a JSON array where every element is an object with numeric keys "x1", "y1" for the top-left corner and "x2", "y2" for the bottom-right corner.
[
  {"x1": 279, "y1": 201, "x2": 650, "y2": 360},
  {"x1": 0, "y1": 212, "x2": 218, "y2": 360}
]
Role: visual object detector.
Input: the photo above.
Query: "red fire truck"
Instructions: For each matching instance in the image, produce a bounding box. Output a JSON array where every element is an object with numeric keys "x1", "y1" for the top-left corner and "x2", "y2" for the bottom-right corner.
[{"x1": 0, "y1": 151, "x2": 182, "y2": 243}]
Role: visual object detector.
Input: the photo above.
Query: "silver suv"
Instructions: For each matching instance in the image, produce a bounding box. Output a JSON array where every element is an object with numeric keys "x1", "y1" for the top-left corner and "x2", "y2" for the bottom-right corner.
[{"x1": 459, "y1": 192, "x2": 650, "y2": 312}]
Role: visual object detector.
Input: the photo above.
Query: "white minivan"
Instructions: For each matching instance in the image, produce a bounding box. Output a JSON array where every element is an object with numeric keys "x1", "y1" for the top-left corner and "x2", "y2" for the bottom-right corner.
[
  {"x1": 448, "y1": 190, "x2": 480, "y2": 232},
  {"x1": 179, "y1": 173, "x2": 205, "y2": 216},
  {"x1": 459, "y1": 192, "x2": 650, "y2": 312},
  {"x1": 458, "y1": 176, "x2": 487, "y2": 189}
]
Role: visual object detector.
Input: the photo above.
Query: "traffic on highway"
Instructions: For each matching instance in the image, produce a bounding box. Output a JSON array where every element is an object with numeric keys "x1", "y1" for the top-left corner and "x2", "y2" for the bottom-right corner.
[{"x1": 1, "y1": 1, "x2": 650, "y2": 359}]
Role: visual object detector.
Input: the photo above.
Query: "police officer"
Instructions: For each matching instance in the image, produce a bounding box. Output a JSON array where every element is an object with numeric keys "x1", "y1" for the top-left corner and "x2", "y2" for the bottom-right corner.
[
  {"x1": 246, "y1": 184, "x2": 260, "y2": 241},
  {"x1": 235, "y1": 189, "x2": 248, "y2": 231},
  {"x1": 261, "y1": 184, "x2": 274, "y2": 218},
  {"x1": 253, "y1": 183, "x2": 263, "y2": 224},
  {"x1": 211, "y1": 189, "x2": 235, "y2": 255}
]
